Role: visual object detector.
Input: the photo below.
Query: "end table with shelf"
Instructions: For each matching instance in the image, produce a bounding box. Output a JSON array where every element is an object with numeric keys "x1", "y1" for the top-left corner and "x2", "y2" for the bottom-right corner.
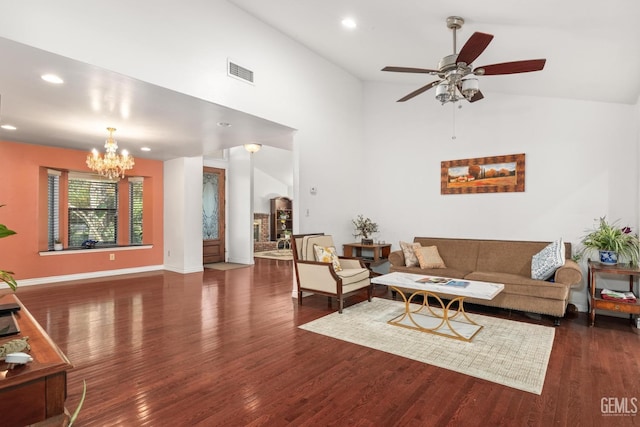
[
  {"x1": 342, "y1": 242, "x2": 391, "y2": 268},
  {"x1": 587, "y1": 259, "x2": 640, "y2": 326}
]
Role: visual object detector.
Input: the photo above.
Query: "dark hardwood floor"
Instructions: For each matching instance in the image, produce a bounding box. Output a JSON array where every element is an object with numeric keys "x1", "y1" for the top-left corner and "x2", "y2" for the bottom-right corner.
[{"x1": 14, "y1": 259, "x2": 640, "y2": 426}]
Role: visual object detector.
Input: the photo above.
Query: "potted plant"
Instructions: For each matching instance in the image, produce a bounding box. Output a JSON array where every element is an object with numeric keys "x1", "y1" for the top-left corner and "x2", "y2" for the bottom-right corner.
[
  {"x1": 352, "y1": 214, "x2": 379, "y2": 245},
  {"x1": 0, "y1": 205, "x2": 17, "y2": 291},
  {"x1": 54, "y1": 238, "x2": 63, "y2": 251},
  {"x1": 580, "y1": 216, "x2": 640, "y2": 266}
]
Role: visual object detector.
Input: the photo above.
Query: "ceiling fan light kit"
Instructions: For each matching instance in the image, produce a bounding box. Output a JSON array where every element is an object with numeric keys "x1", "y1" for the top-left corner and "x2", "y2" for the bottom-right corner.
[{"x1": 382, "y1": 16, "x2": 546, "y2": 104}]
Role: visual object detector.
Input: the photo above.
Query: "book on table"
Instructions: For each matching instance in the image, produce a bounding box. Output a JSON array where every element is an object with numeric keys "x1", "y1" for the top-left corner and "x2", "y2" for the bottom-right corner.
[
  {"x1": 446, "y1": 280, "x2": 470, "y2": 288},
  {"x1": 600, "y1": 288, "x2": 637, "y2": 303},
  {"x1": 415, "y1": 277, "x2": 470, "y2": 288},
  {"x1": 416, "y1": 276, "x2": 450, "y2": 284}
]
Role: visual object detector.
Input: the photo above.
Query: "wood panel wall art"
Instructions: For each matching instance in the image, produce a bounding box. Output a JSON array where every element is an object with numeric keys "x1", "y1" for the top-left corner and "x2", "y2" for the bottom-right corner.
[{"x1": 441, "y1": 153, "x2": 525, "y2": 195}]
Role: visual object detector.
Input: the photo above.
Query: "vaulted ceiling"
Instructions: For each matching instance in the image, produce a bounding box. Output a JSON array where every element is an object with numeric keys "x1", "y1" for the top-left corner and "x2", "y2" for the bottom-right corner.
[
  {"x1": 1, "y1": 1, "x2": 638, "y2": 162},
  {"x1": 229, "y1": 0, "x2": 640, "y2": 105}
]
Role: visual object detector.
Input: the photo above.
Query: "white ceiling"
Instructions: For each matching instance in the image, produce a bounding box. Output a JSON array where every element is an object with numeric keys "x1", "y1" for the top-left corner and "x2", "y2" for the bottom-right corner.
[
  {"x1": 0, "y1": 37, "x2": 295, "y2": 161},
  {"x1": 1, "y1": 1, "x2": 639, "y2": 162},
  {"x1": 231, "y1": 0, "x2": 640, "y2": 105}
]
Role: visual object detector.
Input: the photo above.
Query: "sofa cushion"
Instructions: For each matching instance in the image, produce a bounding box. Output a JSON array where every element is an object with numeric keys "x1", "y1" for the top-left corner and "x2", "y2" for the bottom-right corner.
[
  {"x1": 475, "y1": 240, "x2": 549, "y2": 276},
  {"x1": 415, "y1": 246, "x2": 446, "y2": 269},
  {"x1": 464, "y1": 271, "x2": 569, "y2": 300},
  {"x1": 313, "y1": 244, "x2": 342, "y2": 272},
  {"x1": 531, "y1": 239, "x2": 565, "y2": 280},
  {"x1": 400, "y1": 241, "x2": 421, "y2": 267},
  {"x1": 414, "y1": 238, "x2": 480, "y2": 272}
]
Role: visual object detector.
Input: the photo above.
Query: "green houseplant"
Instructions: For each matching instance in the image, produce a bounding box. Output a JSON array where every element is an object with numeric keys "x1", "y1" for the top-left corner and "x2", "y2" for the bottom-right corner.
[
  {"x1": 580, "y1": 217, "x2": 640, "y2": 266},
  {"x1": 352, "y1": 214, "x2": 379, "y2": 244},
  {"x1": 0, "y1": 205, "x2": 17, "y2": 291}
]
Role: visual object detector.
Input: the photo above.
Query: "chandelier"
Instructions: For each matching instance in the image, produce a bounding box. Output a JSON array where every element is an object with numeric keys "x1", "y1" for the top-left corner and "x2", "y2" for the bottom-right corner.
[{"x1": 86, "y1": 127, "x2": 134, "y2": 180}]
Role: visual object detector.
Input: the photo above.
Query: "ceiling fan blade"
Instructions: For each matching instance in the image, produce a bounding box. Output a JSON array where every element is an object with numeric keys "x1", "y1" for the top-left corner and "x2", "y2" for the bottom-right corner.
[
  {"x1": 397, "y1": 80, "x2": 441, "y2": 102},
  {"x1": 475, "y1": 59, "x2": 546, "y2": 75},
  {"x1": 456, "y1": 32, "x2": 494, "y2": 66},
  {"x1": 382, "y1": 66, "x2": 439, "y2": 74},
  {"x1": 469, "y1": 90, "x2": 484, "y2": 103}
]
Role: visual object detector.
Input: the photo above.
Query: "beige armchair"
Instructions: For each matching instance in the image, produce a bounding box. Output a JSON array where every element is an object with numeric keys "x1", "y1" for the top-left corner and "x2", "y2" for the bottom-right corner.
[{"x1": 292, "y1": 233, "x2": 372, "y2": 313}]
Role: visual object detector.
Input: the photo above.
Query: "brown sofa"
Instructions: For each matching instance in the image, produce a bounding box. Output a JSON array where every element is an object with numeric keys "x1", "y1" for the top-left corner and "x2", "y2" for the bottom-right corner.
[{"x1": 388, "y1": 237, "x2": 583, "y2": 325}]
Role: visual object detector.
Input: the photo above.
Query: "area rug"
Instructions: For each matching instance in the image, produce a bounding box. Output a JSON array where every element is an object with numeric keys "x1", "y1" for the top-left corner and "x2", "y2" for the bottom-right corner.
[
  {"x1": 254, "y1": 250, "x2": 293, "y2": 261},
  {"x1": 204, "y1": 262, "x2": 250, "y2": 271},
  {"x1": 299, "y1": 297, "x2": 554, "y2": 394}
]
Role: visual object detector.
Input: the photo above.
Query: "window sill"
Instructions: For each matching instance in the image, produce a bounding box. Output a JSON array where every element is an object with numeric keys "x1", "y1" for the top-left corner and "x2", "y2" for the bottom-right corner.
[{"x1": 39, "y1": 245, "x2": 153, "y2": 256}]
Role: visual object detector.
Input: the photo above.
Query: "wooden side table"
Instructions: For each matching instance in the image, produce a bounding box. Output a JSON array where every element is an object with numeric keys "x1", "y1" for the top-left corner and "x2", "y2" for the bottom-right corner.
[
  {"x1": 343, "y1": 242, "x2": 391, "y2": 268},
  {"x1": 0, "y1": 294, "x2": 73, "y2": 426},
  {"x1": 587, "y1": 260, "x2": 640, "y2": 326}
]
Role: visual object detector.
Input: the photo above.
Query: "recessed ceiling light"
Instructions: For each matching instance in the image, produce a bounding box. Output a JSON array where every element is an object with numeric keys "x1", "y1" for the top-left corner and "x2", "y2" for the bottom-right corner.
[
  {"x1": 341, "y1": 18, "x2": 357, "y2": 29},
  {"x1": 217, "y1": 122, "x2": 232, "y2": 127},
  {"x1": 141, "y1": 147, "x2": 151, "y2": 152},
  {"x1": 41, "y1": 74, "x2": 64, "y2": 84},
  {"x1": 1, "y1": 124, "x2": 17, "y2": 130}
]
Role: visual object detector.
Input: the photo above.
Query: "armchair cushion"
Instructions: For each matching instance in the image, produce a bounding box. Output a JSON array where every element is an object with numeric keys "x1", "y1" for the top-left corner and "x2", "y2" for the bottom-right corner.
[
  {"x1": 301, "y1": 235, "x2": 336, "y2": 261},
  {"x1": 313, "y1": 245, "x2": 342, "y2": 271},
  {"x1": 337, "y1": 268, "x2": 370, "y2": 285}
]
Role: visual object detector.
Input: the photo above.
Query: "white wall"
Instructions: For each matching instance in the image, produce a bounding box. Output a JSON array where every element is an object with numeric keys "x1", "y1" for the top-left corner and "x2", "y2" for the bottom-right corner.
[
  {"x1": 5, "y1": 1, "x2": 640, "y2": 312},
  {"x1": 362, "y1": 81, "x2": 639, "y2": 310},
  {"x1": 253, "y1": 169, "x2": 290, "y2": 214},
  {"x1": 227, "y1": 147, "x2": 254, "y2": 264},
  {"x1": 0, "y1": 0, "x2": 365, "y2": 263},
  {"x1": 164, "y1": 157, "x2": 204, "y2": 274}
]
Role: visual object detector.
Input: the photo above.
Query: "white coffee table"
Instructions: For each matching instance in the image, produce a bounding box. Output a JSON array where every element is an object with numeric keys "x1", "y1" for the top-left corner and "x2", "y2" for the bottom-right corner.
[{"x1": 372, "y1": 272, "x2": 504, "y2": 342}]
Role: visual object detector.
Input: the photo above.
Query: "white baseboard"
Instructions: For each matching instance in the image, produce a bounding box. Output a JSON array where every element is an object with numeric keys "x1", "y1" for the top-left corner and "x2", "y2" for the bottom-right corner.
[
  {"x1": 573, "y1": 303, "x2": 588, "y2": 313},
  {"x1": 227, "y1": 257, "x2": 254, "y2": 265},
  {"x1": 7, "y1": 265, "x2": 165, "y2": 288},
  {"x1": 163, "y1": 265, "x2": 204, "y2": 274}
]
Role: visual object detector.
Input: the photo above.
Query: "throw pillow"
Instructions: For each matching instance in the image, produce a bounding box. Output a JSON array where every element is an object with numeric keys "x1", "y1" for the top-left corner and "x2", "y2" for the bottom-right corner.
[
  {"x1": 400, "y1": 241, "x2": 422, "y2": 267},
  {"x1": 531, "y1": 239, "x2": 565, "y2": 280},
  {"x1": 415, "y1": 245, "x2": 447, "y2": 269},
  {"x1": 313, "y1": 245, "x2": 343, "y2": 272}
]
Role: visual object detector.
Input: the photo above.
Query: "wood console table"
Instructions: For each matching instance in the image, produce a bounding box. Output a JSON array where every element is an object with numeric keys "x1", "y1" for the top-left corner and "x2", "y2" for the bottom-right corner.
[
  {"x1": 0, "y1": 294, "x2": 73, "y2": 427},
  {"x1": 343, "y1": 242, "x2": 392, "y2": 268},
  {"x1": 588, "y1": 260, "x2": 640, "y2": 327}
]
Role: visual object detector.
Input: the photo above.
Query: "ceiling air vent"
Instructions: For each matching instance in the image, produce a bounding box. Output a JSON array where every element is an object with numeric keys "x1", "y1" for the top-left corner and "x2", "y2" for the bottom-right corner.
[{"x1": 228, "y1": 59, "x2": 254, "y2": 84}]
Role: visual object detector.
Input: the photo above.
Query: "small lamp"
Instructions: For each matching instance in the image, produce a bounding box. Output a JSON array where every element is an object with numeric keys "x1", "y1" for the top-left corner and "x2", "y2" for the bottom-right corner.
[
  {"x1": 461, "y1": 78, "x2": 479, "y2": 100},
  {"x1": 244, "y1": 143, "x2": 262, "y2": 153}
]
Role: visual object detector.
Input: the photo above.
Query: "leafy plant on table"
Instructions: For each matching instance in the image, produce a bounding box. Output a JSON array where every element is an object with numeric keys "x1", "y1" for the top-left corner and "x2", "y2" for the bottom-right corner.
[
  {"x1": 0, "y1": 205, "x2": 17, "y2": 291},
  {"x1": 580, "y1": 216, "x2": 640, "y2": 266},
  {"x1": 352, "y1": 214, "x2": 379, "y2": 239}
]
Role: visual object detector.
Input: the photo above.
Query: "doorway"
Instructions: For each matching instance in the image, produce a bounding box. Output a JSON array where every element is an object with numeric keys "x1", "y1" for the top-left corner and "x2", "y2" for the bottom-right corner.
[{"x1": 203, "y1": 167, "x2": 225, "y2": 264}]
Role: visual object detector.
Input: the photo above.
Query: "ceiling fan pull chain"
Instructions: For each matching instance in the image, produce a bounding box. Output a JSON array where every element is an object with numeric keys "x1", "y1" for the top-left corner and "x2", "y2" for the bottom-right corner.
[{"x1": 452, "y1": 102, "x2": 457, "y2": 140}]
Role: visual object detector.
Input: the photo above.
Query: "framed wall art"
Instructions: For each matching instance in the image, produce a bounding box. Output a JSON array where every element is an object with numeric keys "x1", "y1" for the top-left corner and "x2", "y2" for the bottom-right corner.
[{"x1": 441, "y1": 153, "x2": 525, "y2": 195}]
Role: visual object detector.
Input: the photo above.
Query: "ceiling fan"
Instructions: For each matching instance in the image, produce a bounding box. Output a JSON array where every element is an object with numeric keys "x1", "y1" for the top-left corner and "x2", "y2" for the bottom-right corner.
[{"x1": 382, "y1": 16, "x2": 546, "y2": 104}]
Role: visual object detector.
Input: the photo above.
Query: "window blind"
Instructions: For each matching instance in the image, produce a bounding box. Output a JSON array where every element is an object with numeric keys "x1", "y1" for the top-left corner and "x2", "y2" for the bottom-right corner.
[
  {"x1": 129, "y1": 179, "x2": 143, "y2": 244},
  {"x1": 47, "y1": 171, "x2": 60, "y2": 249},
  {"x1": 68, "y1": 177, "x2": 118, "y2": 247}
]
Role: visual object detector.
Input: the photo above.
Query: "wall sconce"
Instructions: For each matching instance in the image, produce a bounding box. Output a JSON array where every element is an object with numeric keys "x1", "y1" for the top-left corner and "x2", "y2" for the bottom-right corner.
[{"x1": 244, "y1": 143, "x2": 262, "y2": 153}]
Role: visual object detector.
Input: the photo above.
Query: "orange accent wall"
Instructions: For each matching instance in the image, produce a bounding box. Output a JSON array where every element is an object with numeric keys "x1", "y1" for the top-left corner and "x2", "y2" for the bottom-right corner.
[{"x1": 0, "y1": 140, "x2": 164, "y2": 280}]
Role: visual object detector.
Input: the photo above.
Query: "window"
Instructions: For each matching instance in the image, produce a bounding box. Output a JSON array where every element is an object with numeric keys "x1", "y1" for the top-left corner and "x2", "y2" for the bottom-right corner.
[
  {"x1": 68, "y1": 175, "x2": 118, "y2": 248},
  {"x1": 47, "y1": 170, "x2": 61, "y2": 249},
  {"x1": 129, "y1": 178, "x2": 143, "y2": 244},
  {"x1": 46, "y1": 170, "x2": 145, "y2": 250}
]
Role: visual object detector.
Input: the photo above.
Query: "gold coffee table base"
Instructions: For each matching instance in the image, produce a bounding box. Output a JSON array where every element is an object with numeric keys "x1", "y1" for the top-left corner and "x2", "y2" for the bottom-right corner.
[{"x1": 389, "y1": 286, "x2": 483, "y2": 342}]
